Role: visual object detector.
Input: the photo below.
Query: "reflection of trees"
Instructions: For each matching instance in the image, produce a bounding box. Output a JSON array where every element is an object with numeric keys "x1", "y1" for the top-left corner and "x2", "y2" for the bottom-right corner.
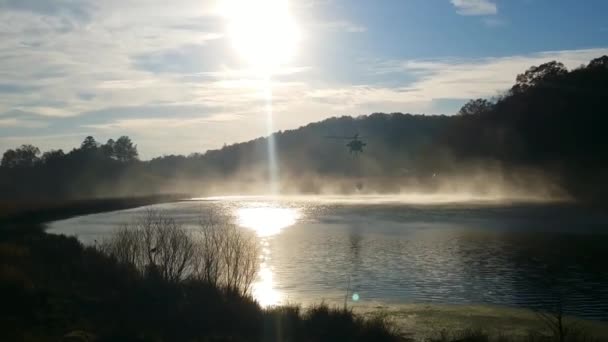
[{"x1": 348, "y1": 225, "x2": 362, "y2": 263}]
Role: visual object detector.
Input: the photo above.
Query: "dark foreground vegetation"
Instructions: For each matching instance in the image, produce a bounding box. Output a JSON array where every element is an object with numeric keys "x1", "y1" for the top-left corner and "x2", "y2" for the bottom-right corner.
[
  {"x1": 0, "y1": 211, "x2": 402, "y2": 342},
  {"x1": 427, "y1": 328, "x2": 603, "y2": 342},
  {"x1": 1, "y1": 56, "x2": 608, "y2": 203}
]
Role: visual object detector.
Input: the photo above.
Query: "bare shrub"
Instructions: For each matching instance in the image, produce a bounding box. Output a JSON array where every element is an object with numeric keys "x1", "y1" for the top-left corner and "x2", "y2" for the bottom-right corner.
[
  {"x1": 192, "y1": 215, "x2": 227, "y2": 288},
  {"x1": 100, "y1": 209, "x2": 196, "y2": 283},
  {"x1": 100, "y1": 209, "x2": 259, "y2": 295},
  {"x1": 100, "y1": 225, "x2": 141, "y2": 266},
  {"x1": 192, "y1": 213, "x2": 259, "y2": 295}
]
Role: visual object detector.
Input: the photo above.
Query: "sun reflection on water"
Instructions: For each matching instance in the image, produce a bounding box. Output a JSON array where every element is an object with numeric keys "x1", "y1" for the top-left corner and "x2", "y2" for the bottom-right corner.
[
  {"x1": 236, "y1": 206, "x2": 300, "y2": 237},
  {"x1": 235, "y1": 205, "x2": 301, "y2": 307}
]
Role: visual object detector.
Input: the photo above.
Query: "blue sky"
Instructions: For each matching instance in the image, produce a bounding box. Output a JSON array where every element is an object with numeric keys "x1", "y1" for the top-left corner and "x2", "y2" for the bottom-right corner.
[{"x1": 0, "y1": 0, "x2": 607, "y2": 158}]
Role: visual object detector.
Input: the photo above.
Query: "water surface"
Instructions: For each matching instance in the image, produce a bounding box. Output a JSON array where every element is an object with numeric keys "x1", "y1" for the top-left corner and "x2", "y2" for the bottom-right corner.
[{"x1": 47, "y1": 196, "x2": 608, "y2": 320}]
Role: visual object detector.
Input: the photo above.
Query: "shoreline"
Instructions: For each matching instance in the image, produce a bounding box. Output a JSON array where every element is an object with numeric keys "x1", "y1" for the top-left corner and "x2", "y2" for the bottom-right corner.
[
  {"x1": 0, "y1": 194, "x2": 190, "y2": 227},
  {"x1": 351, "y1": 302, "x2": 608, "y2": 341},
  {"x1": 280, "y1": 298, "x2": 608, "y2": 340}
]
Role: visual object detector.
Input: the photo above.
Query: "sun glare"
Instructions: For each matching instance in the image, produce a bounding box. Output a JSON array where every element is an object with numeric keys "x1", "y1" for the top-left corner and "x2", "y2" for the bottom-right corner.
[
  {"x1": 235, "y1": 205, "x2": 301, "y2": 307},
  {"x1": 236, "y1": 206, "x2": 300, "y2": 237},
  {"x1": 221, "y1": 0, "x2": 300, "y2": 74}
]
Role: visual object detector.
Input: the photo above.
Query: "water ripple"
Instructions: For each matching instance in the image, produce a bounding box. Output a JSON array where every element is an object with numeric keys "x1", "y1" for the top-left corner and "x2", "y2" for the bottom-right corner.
[{"x1": 48, "y1": 198, "x2": 608, "y2": 320}]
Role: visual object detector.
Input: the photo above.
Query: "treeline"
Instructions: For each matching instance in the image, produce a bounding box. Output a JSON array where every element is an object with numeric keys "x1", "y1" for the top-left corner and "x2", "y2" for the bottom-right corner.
[
  {"x1": 1, "y1": 56, "x2": 607, "y2": 202},
  {"x1": 0, "y1": 136, "x2": 147, "y2": 200},
  {"x1": 441, "y1": 56, "x2": 608, "y2": 200},
  {"x1": 1, "y1": 135, "x2": 138, "y2": 169},
  {"x1": 189, "y1": 55, "x2": 608, "y2": 200}
]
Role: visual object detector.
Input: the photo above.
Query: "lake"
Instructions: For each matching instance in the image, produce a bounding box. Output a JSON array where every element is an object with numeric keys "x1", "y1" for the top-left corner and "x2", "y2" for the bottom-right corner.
[{"x1": 47, "y1": 195, "x2": 608, "y2": 321}]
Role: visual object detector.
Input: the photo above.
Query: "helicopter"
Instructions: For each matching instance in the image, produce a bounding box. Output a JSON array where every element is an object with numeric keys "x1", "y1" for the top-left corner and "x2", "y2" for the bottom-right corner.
[{"x1": 325, "y1": 133, "x2": 367, "y2": 154}]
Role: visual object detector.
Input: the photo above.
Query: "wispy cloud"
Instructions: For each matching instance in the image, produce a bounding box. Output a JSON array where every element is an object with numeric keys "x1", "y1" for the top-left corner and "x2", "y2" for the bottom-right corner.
[
  {"x1": 364, "y1": 48, "x2": 608, "y2": 106},
  {"x1": 0, "y1": 0, "x2": 94, "y2": 22},
  {"x1": 0, "y1": 117, "x2": 48, "y2": 129},
  {"x1": 296, "y1": 48, "x2": 608, "y2": 120},
  {"x1": 451, "y1": 0, "x2": 497, "y2": 16},
  {"x1": 1, "y1": 0, "x2": 607, "y2": 158}
]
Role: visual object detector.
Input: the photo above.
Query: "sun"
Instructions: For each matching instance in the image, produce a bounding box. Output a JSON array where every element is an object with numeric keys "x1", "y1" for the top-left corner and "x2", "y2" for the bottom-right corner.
[{"x1": 220, "y1": 0, "x2": 300, "y2": 75}]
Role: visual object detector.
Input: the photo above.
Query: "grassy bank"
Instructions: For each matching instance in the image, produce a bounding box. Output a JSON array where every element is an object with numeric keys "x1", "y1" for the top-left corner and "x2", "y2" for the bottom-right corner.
[{"x1": 351, "y1": 303, "x2": 608, "y2": 341}]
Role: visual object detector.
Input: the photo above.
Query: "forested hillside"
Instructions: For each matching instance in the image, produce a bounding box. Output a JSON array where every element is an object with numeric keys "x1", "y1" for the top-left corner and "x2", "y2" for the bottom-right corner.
[{"x1": 1, "y1": 56, "x2": 607, "y2": 202}]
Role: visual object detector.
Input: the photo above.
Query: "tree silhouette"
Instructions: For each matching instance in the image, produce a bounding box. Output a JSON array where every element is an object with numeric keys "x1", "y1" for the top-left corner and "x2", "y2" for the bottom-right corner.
[
  {"x1": 588, "y1": 55, "x2": 608, "y2": 69},
  {"x1": 512, "y1": 61, "x2": 568, "y2": 93},
  {"x1": 101, "y1": 139, "x2": 116, "y2": 159},
  {"x1": 114, "y1": 136, "x2": 139, "y2": 162},
  {"x1": 1, "y1": 144, "x2": 41, "y2": 168},
  {"x1": 41, "y1": 149, "x2": 65, "y2": 164},
  {"x1": 81, "y1": 136, "x2": 99, "y2": 151},
  {"x1": 457, "y1": 98, "x2": 494, "y2": 116}
]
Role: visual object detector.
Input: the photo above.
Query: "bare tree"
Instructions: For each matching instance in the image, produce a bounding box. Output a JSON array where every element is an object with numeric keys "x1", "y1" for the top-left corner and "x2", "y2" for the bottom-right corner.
[
  {"x1": 100, "y1": 210, "x2": 196, "y2": 283},
  {"x1": 220, "y1": 223, "x2": 259, "y2": 295},
  {"x1": 100, "y1": 209, "x2": 260, "y2": 295},
  {"x1": 99, "y1": 225, "x2": 142, "y2": 267},
  {"x1": 192, "y1": 214, "x2": 227, "y2": 288},
  {"x1": 192, "y1": 213, "x2": 260, "y2": 295}
]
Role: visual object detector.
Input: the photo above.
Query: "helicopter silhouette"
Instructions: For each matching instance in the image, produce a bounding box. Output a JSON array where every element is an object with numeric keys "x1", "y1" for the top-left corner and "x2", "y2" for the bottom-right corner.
[{"x1": 325, "y1": 133, "x2": 367, "y2": 154}]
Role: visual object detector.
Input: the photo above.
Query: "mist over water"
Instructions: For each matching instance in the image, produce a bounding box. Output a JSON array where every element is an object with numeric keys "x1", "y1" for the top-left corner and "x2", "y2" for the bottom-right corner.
[
  {"x1": 195, "y1": 192, "x2": 565, "y2": 205},
  {"x1": 161, "y1": 159, "x2": 570, "y2": 204},
  {"x1": 47, "y1": 195, "x2": 608, "y2": 320}
]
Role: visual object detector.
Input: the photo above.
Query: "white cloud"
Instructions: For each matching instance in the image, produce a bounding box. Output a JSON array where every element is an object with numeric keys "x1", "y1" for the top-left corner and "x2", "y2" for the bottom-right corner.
[
  {"x1": 0, "y1": 0, "x2": 227, "y2": 118},
  {"x1": 371, "y1": 48, "x2": 608, "y2": 102},
  {"x1": 0, "y1": 132, "x2": 95, "y2": 157},
  {"x1": 451, "y1": 0, "x2": 497, "y2": 16},
  {"x1": 84, "y1": 113, "x2": 244, "y2": 131},
  {"x1": 0, "y1": 117, "x2": 47, "y2": 128},
  {"x1": 3, "y1": 45, "x2": 608, "y2": 156},
  {"x1": 290, "y1": 48, "x2": 608, "y2": 120},
  {"x1": 1, "y1": 0, "x2": 607, "y2": 158}
]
